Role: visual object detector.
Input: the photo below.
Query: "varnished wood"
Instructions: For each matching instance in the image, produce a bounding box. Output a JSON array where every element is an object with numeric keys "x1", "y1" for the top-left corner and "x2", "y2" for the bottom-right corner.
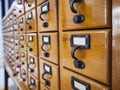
[
  {"x1": 24, "y1": 0, "x2": 36, "y2": 12},
  {"x1": 26, "y1": 9, "x2": 37, "y2": 33},
  {"x1": 20, "y1": 66, "x2": 28, "y2": 88},
  {"x1": 28, "y1": 53, "x2": 39, "y2": 79},
  {"x1": 40, "y1": 59, "x2": 59, "y2": 90},
  {"x1": 40, "y1": 82, "x2": 49, "y2": 90},
  {"x1": 61, "y1": 0, "x2": 111, "y2": 30},
  {"x1": 27, "y1": 33, "x2": 38, "y2": 56},
  {"x1": 112, "y1": 0, "x2": 120, "y2": 89},
  {"x1": 16, "y1": 0, "x2": 25, "y2": 18},
  {"x1": 61, "y1": 29, "x2": 111, "y2": 85},
  {"x1": 18, "y1": 15, "x2": 26, "y2": 34},
  {"x1": 20, "y1": 51, "x2": 27, "y2": 68},
  {"x1": 20, "y1": 34, "x2": 27, "y2": 51},
  {"x1": 39, "y1": 32, "x2": 59, "y2": 64},
  {"x1": 61, "y1": 68, "x2": 110, "y2": 90},
  {"x1": 37, "y1": 0, "x2": 58, "y2": 32},
  {"x1": 28, "y1": 73, "x2": 39, "y2": 90}
]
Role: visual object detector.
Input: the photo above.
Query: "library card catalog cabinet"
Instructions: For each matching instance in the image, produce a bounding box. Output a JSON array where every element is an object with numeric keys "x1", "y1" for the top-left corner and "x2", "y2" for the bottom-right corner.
[{"x1": 2, "y1": 0, "x2": 120, "y2": 90}]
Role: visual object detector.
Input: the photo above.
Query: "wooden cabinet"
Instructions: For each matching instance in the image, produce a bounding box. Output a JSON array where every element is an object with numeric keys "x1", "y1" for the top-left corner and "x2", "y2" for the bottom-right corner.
[{"x1": 2, "y1": 0, "x2": 120, "y2": 90}]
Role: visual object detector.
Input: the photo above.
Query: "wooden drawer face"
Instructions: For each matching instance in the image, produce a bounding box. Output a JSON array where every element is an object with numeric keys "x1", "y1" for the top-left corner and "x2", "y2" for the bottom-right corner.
[
  {"x1": 37, "y1": 0, "x2": 57, "y2": 32},
  {"x1": 40, "y1": 83, "x2": 49, "y2": 90},
  {"x1": 26, "y1": 9, "x2": 37, "y2": 33},
  {"x1": 14, "y1": 24, "x2": 19, "y2": 34},
  {"x1": 61, "y1": 68, "x2": 109, "y2": 90},
  {"x1": 40, "y1": 59, "x2": 59, "y2": 90},
  {"x1": 28, "y1": 54, "x2": 38, "y2": 79},
  {"x1": 14, "y1": 35, "x2": 20, "y2": 49},
  {"x1": 25, "y1": 0, "x2": 35, "y2": 12},
  {"x1": 16, "y1": 0, "x2": 24, "y2": 17},
  {"x1": 28, "y1": 74, "x2": 39, "y2": 90},
  {"x1": 18, "y1": 15, "x2": 26, "y2": 33},
  {"x1": 27, "y1": 34, "x2": 38, "y2": 56},
  {"x1": 39, "y1": 32, "x2": 58, "y2": 64},
  {"x1": 20, "y1": 51, "x2": 27, "y2": 67},
  {"x1": 20, "y1": 66, "x2": 28, "y2": 86},
  {"x1": 61, "y1": 0, "x2": 111, "y2": 30},
  {"x1": 61, "y1": 30, "x2": 111, "y2": 84},
  {"x1": 20, "y1": 34, "x2": 27, "y2": 51}
]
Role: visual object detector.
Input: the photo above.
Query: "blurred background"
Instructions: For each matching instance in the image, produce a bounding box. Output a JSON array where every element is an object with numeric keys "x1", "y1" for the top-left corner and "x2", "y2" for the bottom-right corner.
[{"x1": 0, "y1": 0, "x2": 14, "y2": 89}]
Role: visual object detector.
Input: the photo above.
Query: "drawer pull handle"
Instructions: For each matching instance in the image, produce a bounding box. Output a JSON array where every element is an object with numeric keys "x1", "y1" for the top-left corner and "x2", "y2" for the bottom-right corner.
[
  {"x1": 71, "y1": 46, "x2": 85, "y2": 69},
  {"x1": 42, "y1": 72, "x2": 50, "y2": 86},
  {"x1": 69, "y1": 0, "x2": 81, "y2": 13}
]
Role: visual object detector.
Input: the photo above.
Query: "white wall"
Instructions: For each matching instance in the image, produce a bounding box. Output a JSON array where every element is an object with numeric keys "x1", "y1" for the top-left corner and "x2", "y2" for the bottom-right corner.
[{"x1": 0, "y1": 1, "x2": 3, "y2": 56}]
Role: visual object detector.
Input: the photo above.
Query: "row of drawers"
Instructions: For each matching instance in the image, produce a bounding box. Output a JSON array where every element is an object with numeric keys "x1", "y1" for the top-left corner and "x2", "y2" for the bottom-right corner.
[
  {"x1": 3, "y1": 0, "x2": 111, "y2": 33},
  {"x1": 4, "y1": 29, "x2": 111, "y2": 86}
]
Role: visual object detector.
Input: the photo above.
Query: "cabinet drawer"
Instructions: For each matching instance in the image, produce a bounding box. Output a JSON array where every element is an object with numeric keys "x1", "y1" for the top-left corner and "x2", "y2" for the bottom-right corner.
[
  {"x1": 25, "y1": 0, "x2": 35, "y2": 12},
  {"x1": 61, "y1": 30, "x2": 111, "y2": 84},
  {"x1": 20, "y1": 51, "x2": 27, "y2": 67},
  {"x1": 16, "y1": 0, "x2": 24, "y2": 17},
  {"x1": 14, "y1": 24, "x2": 19, "y2": 34},
  {"x1": 61, "y1": 68, "x2": 110, "y2": 90},
  {"x1": 37, "y1": 0, "x2": 57, "y2": 32},
  {"x1": 20, "y1": 34, "x2": 27, "y2": 51},
  {"x1": 27, "y1": 33, "x2": 38, "y2": 56},
  {"x1": 60, "y1": 0, "x2": 111, "y2": 30},
  {"x1": 28, "y1": 74, "x2": 39, "y2": 90},
  {"x1": 20, "y1": 66, "x2": 28, "y2": 86},
  {"x1": 26, "y1": 9, "x2": 37, "y2": 33},
  {"x1": 40, "y1": 59, "x2": 59, "y2": 90},
  {"x1": 39, "y1": 32, "x2": 58, "y2": 64},
  {"x1": 28, "y1": 54, "x2": 38, "y2": 79},
  {"x1": 18, "y1": 15, "x2": 26, "y2": 33}
]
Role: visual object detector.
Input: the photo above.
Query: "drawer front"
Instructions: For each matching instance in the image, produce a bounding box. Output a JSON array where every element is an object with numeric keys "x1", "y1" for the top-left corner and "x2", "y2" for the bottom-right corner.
[
  {"x1": 61, "y1": 68, "x2": 110, "y2": 90},
  {"x1": 20, "y1": 51, "x2": 27, "y2": 67},
  {"x1": 27, "y1": 34, "x2": 38, "y2": 56},
  {"x1": 25, "y1": 0, "x2": 35, "y2": 12},
  {"x1": 18, "y1": 15, "x2": 26, "y2": 33},
  {"x1": 16, "y1": 0, "x2": 24, "y2": 17},
  {"x1": 61, "y1": 0, "x2": 111, "y2": 30},
  {"x1": 20, "y1": 34, "x2": 27, "y2": 51},
  {"x1": 40, "y1": 83, "x2": 49, "y2": 90},
  {"x1": 28, "y1": 54, "x2": 38, "y2": 79},
  {"x1": 28, "y1": 74, "x2": 39, "y2": 90},
  {"x1": 40, "y1": 59, "x2": 59, "y2": 90},
  {"x1": 39, "y1": 32, "x2": 58, "y2": 64},
  {"x1": 20, "y1": 66, "x2": 28, "y2": 86},
  {"x1": 14, "y1": 35, "x2": 20, "y2": 49},
  {"x1": 14, "y1": 24, "x2": 19, "y2": 34},
  {"x1": 61, "y1": 30, "x2": 111, "y2": 84},
  {"x1": 26, "y1": 9, "x2": 37, "y2": 33},
  {"x1": 37, "y1": 0, "x2": 57, "y2": 32}
]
